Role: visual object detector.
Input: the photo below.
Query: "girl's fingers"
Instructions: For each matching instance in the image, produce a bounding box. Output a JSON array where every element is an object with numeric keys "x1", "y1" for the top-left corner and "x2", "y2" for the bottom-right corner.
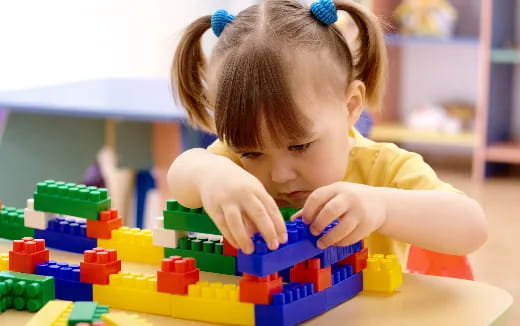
[
  {"x1": 317, "y1": 214, "x2": 358, "y2": 249},
  {"x1": 335, "y1": 226, "x2": 367, "y2": 247},
  {"x1": 222, "y1": 205, "x2": 254, "y2": 254},
  {"x1": 290, "y1": 208, "x2": 303, "y2": 221},
  {"x1": 243, "y1": 196, "x2": 279, "y2": 250},
  {"x1": 310, "y1": 195, "x2": 348, "y2": 236},
  {"x1": 204, "y1": 204, "x2": 239, "y2": 249},
  {"x1": 300, "y1": 186, "x2": 336, "y2": 224},
  {"x1": 258, "y1": 190, "x2": 288, "y2": 243}
]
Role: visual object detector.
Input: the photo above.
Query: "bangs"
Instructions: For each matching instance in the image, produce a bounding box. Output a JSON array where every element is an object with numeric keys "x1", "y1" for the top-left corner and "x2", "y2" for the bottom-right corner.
[{"x1": 214, "y1": 43, "x2": 310, "y2": 150}]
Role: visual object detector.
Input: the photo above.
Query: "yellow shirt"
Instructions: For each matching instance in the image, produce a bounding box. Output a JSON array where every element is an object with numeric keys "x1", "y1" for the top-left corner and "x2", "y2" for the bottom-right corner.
[{"x1": 207, "y1": 127, "x2": 462, "y2": 265}]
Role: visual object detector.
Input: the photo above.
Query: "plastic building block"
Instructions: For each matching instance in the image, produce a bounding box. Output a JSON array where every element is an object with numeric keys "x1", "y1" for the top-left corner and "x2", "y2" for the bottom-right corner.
[
  {"x1": 255, "y1": 269, "x2": 362, "y2": 326},
  {"x1": 86, "y1": 209, "x2": 122, "y2": 239},
  {"x1": 165, "y1": 235, "x2": 236, "y2": 275},
  {"x1": 338, "y1": 246, "x2": 368, "y2": 273},
  {"x1": 317, "y1": 240, "x2": 363, "y2": 267},
  {"x1": 97, "y1": 227, "x2": 163, "y2": 265},
  {"x1": 36, "y1": 261, "x2": 93, "y2": 301},
  {"x1": 157, "y1": 256, "x2": 199, "y2": 295},
  {"x1": 35, "y1": 217, "x2": 97, "y2": 253},
  {"x1": 0, "y1": 270, "x2": 55, "y2": 312},
  {"x1": 101, "y1": 312, "x2": 153, "y2": 326},
  {"x1": 152, "y1": 216, "x2": 186, "y2": 248},
  {"x1": 223, "y1": 237, "x2": 238, "y2": 256},
  {"x1": 74, "y1": 322, "x2": 106, "y2": 326},
  {"x1": 67, "y1": 301, "x2": 109, "y2": 326},
  {"x1": 0, "y1": 205, "x2": 35, "y2": 240},
  {"x1": 80, "y1": 248, "x2": 121, "y2": 285},
  {"x1": 33, "y1": 180, "x2": 111, "y2": 220},
  {"x1": 363, "y1": 254, "x2": 402, "y2": 293},
  {"x1": 9, "y1": 237, "x2": 50, "y2": 274},
  {"x1": 0, "y1": 253, "x2": 9, "y2": 271},
  {"x1": 93, "y1": 272, "x2": 171, "y2": 316},
  {"x1": 24, "y1": 198, "x2": 52, "y2": 230},
  {"x1": 170, "y1": 281, "x2": 255, "y2": 325},
  {"x1": 163, "y1": 200, "x2": 221, "y2": 234},
  {"x1": 26, "y1": 300, "x2": 74, "y2": 326},
  {"x1": 279, "y1": 206, "x2": 299, "y2": 222},
  {"x1": 290, "y1": 258, "x2": 331, "y2": 292},
  {"x1": 239, "y1": 272, "x2": 283, "y2": 304}
]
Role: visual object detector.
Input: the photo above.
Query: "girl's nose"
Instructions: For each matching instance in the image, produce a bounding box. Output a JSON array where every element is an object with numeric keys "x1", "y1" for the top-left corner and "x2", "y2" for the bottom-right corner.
[{"x1": 270, "y1": 160, "x2": 297, "y2": 184}]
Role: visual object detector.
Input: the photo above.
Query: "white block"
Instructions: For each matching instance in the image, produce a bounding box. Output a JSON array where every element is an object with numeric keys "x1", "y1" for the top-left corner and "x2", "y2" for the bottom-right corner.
[
  {"x1": 152, "y1": 226, "x2": 186, "y2": 249},
  {"x1": 24, "y1": 198, "x2": 50, "y2": 230}
]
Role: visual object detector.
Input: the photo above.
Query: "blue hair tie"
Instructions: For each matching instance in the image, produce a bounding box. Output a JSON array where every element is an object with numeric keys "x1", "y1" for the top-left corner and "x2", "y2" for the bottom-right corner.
[
  {"x1": 310, "y1": 0, "x2": 338, "y2": 25},
  {"x1": 211, "y1": 9, "x2": 235, "y2": 37}
]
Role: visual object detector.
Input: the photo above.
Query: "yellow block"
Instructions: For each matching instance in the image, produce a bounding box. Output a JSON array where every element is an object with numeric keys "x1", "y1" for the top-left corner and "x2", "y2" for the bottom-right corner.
[
  {"x1": 101, "y1": 312, "x2": 153, "y2": 326},
  {"x1": 363, "y1": 254, "x2": 403, "y2": 293},
  {"x1": 93, "y1": 272, "x2": 171, "y2": 316},
  {"x1": 25, "y1": 300, "x2": 73, "y2": 326},
  {"x1": 0, "y1": 253, "x2": 8, "y2": 271},
  {"x1": 98, "y1": 227, "x2": 163, "y2": 265},
  {"x1": 171, "y1": 281, "x2": 254, "y2": 326}
]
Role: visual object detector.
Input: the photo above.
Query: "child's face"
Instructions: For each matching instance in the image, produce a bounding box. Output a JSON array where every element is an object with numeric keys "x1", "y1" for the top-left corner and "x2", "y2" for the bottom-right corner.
[{"x1": 230, "y1": 51, "x2": 362, "y2": 208}]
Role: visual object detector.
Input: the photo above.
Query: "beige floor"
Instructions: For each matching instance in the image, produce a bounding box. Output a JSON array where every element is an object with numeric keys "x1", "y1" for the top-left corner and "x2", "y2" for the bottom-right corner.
[{"x1": 436, "y1": 168, "x2": 520, "y2": 325}]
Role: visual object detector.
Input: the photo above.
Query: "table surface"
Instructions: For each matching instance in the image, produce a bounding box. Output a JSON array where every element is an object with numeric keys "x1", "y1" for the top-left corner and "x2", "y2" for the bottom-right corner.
[
  {"x1": 0, "y1": 240, "x2": 513, "y2": 326},
  {"x1": 0, "y1": 78, "x2": 186, "y2": 122}
]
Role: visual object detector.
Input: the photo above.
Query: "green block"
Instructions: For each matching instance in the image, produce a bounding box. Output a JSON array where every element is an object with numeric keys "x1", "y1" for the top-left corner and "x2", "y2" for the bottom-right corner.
[
  {"x1": 0, "y1": 206, "x2": 35, "y2": 240},
  {"x1": 33, "y1": 180, "x2": 111, "y2": 220},
  {"x1": 68, "y1": 301, "x2": 109, "y2": 326},
  {"x1": 163, "y1": 200, "x2": 221, "y2": 234},
  {"x1": 165, "y1": 235, "x2": 236, "y2": 275},
  {"x1": 280, "y1": 206, "x2": 300, "y2": 222},
  {"x1": 0, "y1": 271, "x2": 55, "y2": 312}
]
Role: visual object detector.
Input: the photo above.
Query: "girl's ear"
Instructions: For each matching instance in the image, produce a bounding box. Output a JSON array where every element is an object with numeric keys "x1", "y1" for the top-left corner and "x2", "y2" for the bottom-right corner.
[{"x1": 345, "y1": 80, "x2": 366, "y2": 128}]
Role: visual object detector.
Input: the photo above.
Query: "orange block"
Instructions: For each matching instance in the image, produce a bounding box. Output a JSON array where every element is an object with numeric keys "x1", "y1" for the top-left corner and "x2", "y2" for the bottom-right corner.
[
  {"x1": 337, "y1": 247, "x2": 368, "y2": 273},
  {"x1": 87, "y1": 209, "x2": 122, "y2": 239},
  {"x1": 239, "y1": 272, "x2": 283, "y2": 304},
  {"x1": 290, "y1": 258, "x2": 331, "y2": 292}
]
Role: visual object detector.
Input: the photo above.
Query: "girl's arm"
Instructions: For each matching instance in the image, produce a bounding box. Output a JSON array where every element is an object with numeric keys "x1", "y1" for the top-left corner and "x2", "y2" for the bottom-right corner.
[{"x1": 376, "y1": 188, "x2": 488, "y2": 255}]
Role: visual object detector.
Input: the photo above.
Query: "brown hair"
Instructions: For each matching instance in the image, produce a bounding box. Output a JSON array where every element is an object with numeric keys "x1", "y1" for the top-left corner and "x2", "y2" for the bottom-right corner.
[{"x1": 172, "y1": 0, "x2": 387, "y2": 149}]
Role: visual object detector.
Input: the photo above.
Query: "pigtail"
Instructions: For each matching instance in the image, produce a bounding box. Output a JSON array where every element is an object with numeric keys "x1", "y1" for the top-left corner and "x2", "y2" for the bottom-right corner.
[
  {"x1": 334, "y1": 0, "x2": 387, "y2": 110},
  {"x1": 171, "y1": 15, "x2": 215, "y2": 133}
]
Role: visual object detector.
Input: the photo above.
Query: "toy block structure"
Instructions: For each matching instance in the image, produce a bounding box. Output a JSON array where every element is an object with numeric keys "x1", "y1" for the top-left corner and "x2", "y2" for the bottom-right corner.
[
  {"x1": 363, "y1": 254, "x2": 403, "y2": 293},
  {"x1": 165, "y1": 235, "x2": 236, "y2": 275},
  {"x1": 223, "y1": 237, "x2": 238, "y2": 256},
  {"x1": 24, "y1": 198, "x2": 51, "y2": 230},
  {"x1": 289, "y1": 258, "x2": 331, "y2": 292},
  {"x1": 239, "y1": 272, "x2": 283, "y2": 304},
  {"x1": 152, "y1": 216, "x2": 186, "y2": 249},
  {"x1": 101, "y1": 312, "x2": 152, "y2": 326},
  {"x1": 26, "y1": 300, "x2": 74, "y2": 326},
  {"x1": 0, "y1": 204, "x2": 35, "y2": 240},
  {"x1": 317, "y1": 239, "x2": 363, "y2": 267},
  {"x1": 0, "y1": 270, "x2": 55, "y2": 312},
  {"x1": 163, "y1": 200, "x2": 221, "y2": 234},
  {"x1": 157, "y1": 256, "x2": 199, "y2": 295},
  {"x1": 67, "y1": 301, "x2": 109, "y2": 326},
  {"x1": 255, "y1": 267, "x2": 362, "y2": 326},
  {"x1": 338, "y1": 246, "x2": 368, "y2": 273},
  {"x1": 97, "y1": 227, "x2": 163, "y2": 265},
  {"x1": 170, "y1": 281, "x2": 255, "y2": 325},
  {"x1": 36, "y1": 261, "x2": 93, "y2": 301},
  {"x1": 0, "y1": 253, "x2": 8, "y2": 271},
  {"x1": 86, "y1": 209, "x2": 122, "y2": 239},
  {"x1": 9, "y1": 237, "x2": 50, "y2": 274},
  {"x1": 80, "y1": 248, "x2": 121, "y2": 285},
  {"x1": 34, "y1": 180, "x2": 111, "y2": 220},
  {"x1": 35, "y1": 217, "x2": 97, "y2": 253},
  {"x1": 93, "y1": 272, "x2": 171, "y2": 316}
]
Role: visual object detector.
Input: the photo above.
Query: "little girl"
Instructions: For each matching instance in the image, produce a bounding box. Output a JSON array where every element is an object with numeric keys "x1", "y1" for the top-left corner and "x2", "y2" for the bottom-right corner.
[{"x1": 167, "y1": 0, "x2": 487, "y2": 264}]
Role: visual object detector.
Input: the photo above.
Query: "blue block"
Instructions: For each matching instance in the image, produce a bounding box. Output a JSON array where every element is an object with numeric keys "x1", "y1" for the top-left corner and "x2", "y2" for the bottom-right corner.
[
  {"x1": 317, "y1": 240, "x2": 363, "y2": 267},
  {"x1": 255, "y1": 269, "x2": 362, "y2": 326},
  {"x1": 238, "y1": 218, "x2": 356, "y2": 276},
  {"x1": 34, "y1": 217, "x2": 97, "y2": 253},
  {"x1": 36, "y1": 260, "x2": 93, "y2": 301}
]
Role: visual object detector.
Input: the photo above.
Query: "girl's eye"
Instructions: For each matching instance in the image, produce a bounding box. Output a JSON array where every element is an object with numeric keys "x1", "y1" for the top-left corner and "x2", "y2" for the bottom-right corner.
[
  {"x1": 288, "y1": 142, "x2": 312, "y2": 153},
  {"x1": 240, "y1": 152, "x2": 262, "y2": 159}
]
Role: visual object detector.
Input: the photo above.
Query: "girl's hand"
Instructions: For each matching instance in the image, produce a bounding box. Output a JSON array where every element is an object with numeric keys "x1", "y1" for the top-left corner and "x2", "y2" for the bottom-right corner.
[
  {"x1": 291, "y1": 182, "x2": 386, "y2": 249},
  {"x1": 198, "y1": 160, "x2": 287, "y2": 254}
]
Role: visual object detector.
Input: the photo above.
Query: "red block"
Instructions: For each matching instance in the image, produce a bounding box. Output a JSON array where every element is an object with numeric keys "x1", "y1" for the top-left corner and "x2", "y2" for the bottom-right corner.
[
  {"x1": 9, "y1": 237, "x2": 49, "y2": 273},
  {"x1": 223, "y1": 238, "x2": 237, "y2": 256},
  {"x1": 157, "y1": 256, "x2": 200, "y2": 294},
  {"x1": 86, "y1": 209, "x2": 123, "y2": 239},
  {"x1": 337, "y1": 247, "x2": 368, "y2": 273},
  {"x1": 80, "y1": 247, "x2": 121, "y2": 284},
  {"x1": 290, "y1": 258, "x2": 331, "y2": 292},
  {"x1": 239, "y1": 272, "x2": 283, "y2": 304}
]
